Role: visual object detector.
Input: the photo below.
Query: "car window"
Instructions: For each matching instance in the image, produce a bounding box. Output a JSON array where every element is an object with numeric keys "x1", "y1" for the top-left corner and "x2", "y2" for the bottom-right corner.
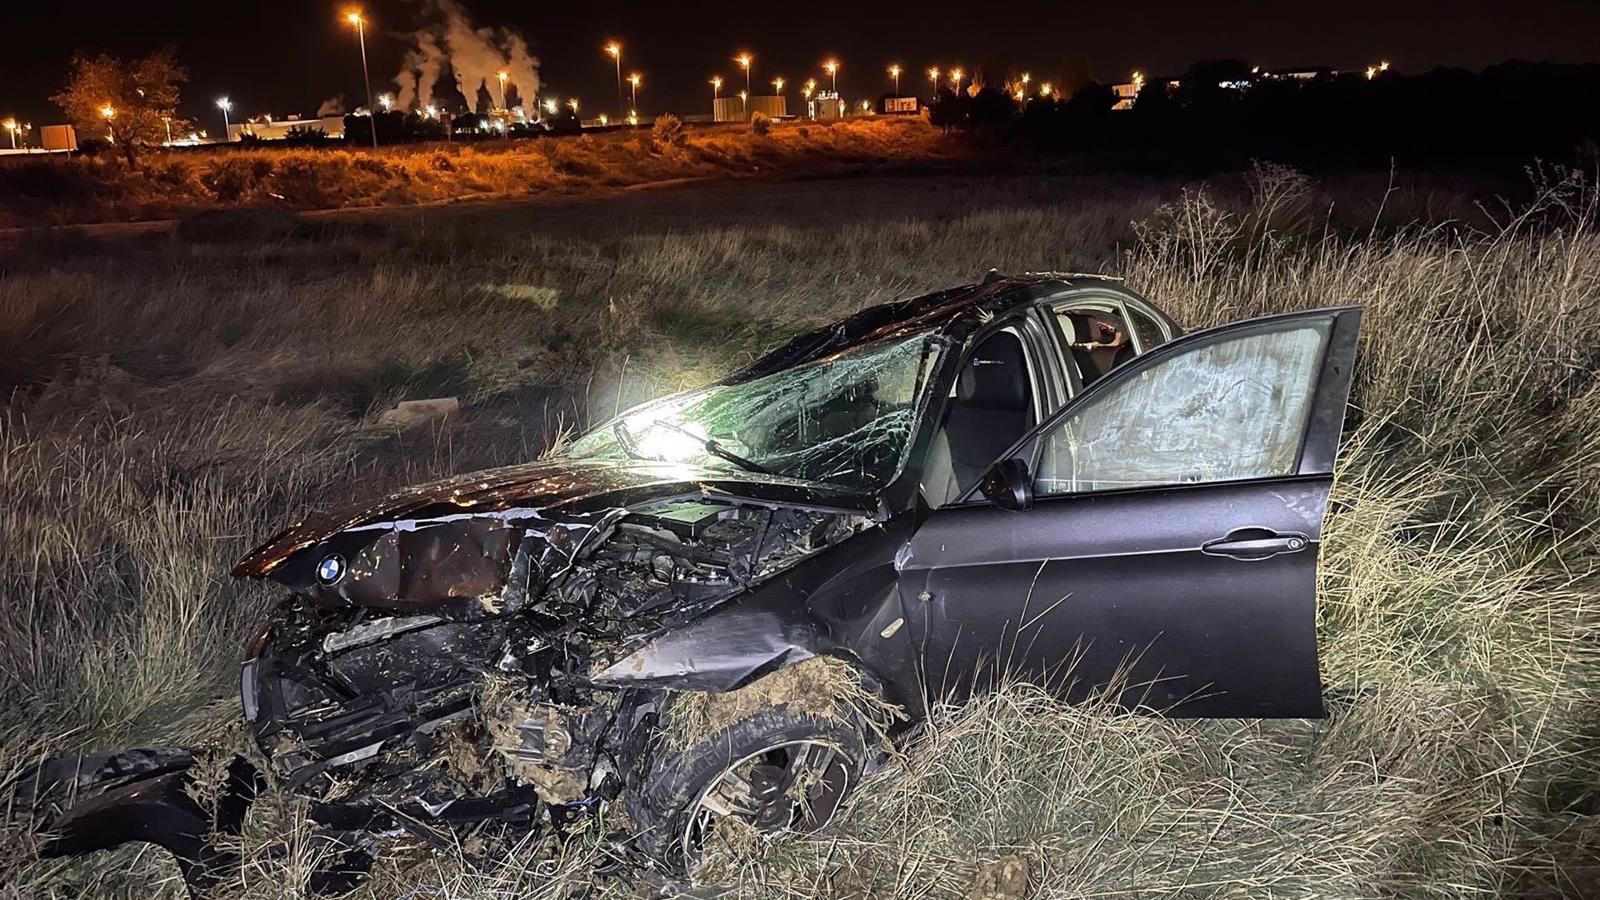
[
  {"x1": 1125, "y1": 305, "x2": 1169, "y2": 351},
  {"x1": 922, "y1": 326, "x2": 1043, "y2": 507},
  {"x1": 1034, "y1": 320, "x2": 1330, "y2": 495},
  {"x1": 1052, "y1": 306, "x2": 1137, "y2": 389},
  {"x1": 567, "y1": 331, "x2": 942, "y2": 490}
]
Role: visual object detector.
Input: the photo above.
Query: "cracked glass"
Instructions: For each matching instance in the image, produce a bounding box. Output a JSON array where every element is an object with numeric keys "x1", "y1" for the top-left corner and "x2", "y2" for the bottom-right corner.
[
  {"x1": 1034, "y1": 321, "x2": 1329, "y2": 495},
  {"x1": 568, "y1": 332, "x2": 941, "y2": 491}
]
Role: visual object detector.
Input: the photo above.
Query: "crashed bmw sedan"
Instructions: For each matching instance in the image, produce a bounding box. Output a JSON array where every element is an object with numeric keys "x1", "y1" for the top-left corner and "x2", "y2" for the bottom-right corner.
[{"x1": 15, "y1": 273, "x2": 1360, "y2": 890}]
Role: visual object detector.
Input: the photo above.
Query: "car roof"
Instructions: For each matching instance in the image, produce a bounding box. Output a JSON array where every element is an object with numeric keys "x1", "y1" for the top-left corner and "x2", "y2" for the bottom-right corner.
[{"x1": 722, "y1": 273, "x2": 1126, "y2": 385}]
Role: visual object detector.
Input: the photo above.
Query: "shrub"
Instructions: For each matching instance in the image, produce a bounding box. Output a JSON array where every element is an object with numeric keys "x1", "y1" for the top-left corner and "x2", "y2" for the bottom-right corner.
[
  {"x1": 750, "y1": 111, "x2": 772, "y2": 136},
  {"x1": 652, "y1": 113, "x2": 687, "y2": 147}
]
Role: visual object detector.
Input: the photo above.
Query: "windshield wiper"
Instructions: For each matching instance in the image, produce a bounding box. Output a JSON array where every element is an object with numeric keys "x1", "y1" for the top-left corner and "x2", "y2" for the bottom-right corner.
[{"x1": 650, "y1": 420, "x2": 775, "y2": 476}]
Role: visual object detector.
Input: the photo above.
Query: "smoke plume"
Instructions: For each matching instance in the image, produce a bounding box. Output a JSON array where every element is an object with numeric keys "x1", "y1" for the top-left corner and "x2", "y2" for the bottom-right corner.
[
  {"x1": 316, "y1": 96, "x2": 346, "y2": 117},
  {"x1": 392, "y1": 0, "x2": 541, "y2": 116}
]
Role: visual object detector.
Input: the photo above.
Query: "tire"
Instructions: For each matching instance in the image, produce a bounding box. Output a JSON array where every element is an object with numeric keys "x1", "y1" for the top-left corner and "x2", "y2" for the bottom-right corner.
[{"x1": 626, "y1": 701, "x2": 869, "y2": 871}]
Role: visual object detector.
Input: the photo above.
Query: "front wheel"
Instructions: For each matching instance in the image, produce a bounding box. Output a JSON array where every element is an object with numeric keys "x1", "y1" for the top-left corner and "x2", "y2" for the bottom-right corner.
[{"x1": 627, "y1": 701, "x2": 869, "y2": 871}]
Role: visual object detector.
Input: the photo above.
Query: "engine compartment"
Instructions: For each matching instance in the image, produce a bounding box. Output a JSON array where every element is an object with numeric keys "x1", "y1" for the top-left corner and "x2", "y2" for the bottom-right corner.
[{"x1": 242, "y1": 497, "x2": 875, "y2": 842}]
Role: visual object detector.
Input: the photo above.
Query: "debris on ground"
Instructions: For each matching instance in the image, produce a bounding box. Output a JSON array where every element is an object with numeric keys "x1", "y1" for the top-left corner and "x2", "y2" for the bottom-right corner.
[
  {"x1": 378, "y1": 397, "x2": 460, "y2": 428},
  {"x1": 969, "y1": 853, "x2": 1030, "y2": 900}
]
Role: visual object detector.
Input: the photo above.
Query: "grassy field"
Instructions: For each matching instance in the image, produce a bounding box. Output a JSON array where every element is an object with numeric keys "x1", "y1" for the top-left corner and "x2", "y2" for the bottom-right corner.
[
  {"x1": 0, "y1": 117, "x2": 962, "y2": 229},
  {"x1": 2, "y1": 163, "x2": 1598, "y2": 898}
]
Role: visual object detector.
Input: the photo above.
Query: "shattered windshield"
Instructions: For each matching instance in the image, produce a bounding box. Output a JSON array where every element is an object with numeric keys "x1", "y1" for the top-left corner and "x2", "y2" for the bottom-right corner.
[{"x1": 567, "y1": 332, "x2": 941, "y2": 490}]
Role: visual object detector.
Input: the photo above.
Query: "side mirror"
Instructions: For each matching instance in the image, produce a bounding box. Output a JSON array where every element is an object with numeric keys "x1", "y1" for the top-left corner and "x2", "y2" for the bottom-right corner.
[{"x1": 979, "y1": 458, "x2": 1034, "y2": 511}]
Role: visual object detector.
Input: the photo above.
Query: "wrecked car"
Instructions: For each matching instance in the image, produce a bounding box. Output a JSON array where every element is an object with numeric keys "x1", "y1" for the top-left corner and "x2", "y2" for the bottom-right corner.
[{"x1": 15, "y1": 273, "x2": 1360, "y2": 890}]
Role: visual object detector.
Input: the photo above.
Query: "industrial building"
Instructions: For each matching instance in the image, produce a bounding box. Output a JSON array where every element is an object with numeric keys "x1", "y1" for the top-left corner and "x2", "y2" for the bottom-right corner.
[
  {"x1": 227, "y1": 114, "x2": 346, "y2": 142},
  {"x1": 712, "y1": 95, "x2": 785, "y2": 122}
]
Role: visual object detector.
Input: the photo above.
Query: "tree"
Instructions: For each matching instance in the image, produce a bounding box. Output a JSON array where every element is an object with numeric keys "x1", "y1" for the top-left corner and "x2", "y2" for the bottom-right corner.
[{"x1": 53, "y1": 47, "x2": 187, "y2": 164}]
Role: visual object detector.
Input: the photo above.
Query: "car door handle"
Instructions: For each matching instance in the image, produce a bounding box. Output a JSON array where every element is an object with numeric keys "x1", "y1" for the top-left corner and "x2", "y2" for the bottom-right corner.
[{"x1": 1201, "y1": 528, "x2": 1310, "y2": 560}]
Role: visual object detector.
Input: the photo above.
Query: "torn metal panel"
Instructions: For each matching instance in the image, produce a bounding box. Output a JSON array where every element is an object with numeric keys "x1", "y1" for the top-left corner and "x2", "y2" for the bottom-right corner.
[{"x1": 14, "y1": 750, "x2": 262, "y2": 892}]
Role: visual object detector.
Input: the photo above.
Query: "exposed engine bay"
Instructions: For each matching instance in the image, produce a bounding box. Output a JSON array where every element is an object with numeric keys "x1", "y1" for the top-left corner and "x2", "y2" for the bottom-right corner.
[{"x1": 235, "y1": 496, "x2": 875, "y2": 874}]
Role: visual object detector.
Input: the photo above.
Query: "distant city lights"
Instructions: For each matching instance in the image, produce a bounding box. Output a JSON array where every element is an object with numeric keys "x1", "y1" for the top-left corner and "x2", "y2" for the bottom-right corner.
[{"x1": 15, "y1": 13, "x2": 1420, "y2": 148}]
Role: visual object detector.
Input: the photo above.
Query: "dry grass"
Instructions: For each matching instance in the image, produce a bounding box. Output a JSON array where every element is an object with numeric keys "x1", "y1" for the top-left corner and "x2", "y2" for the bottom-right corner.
[
  {"x1": 0, "y1": 117, "x2": 959, "y2": 228},
  {"x1": 2, "y1": 164, "x2": 1598, "y2": 899}
]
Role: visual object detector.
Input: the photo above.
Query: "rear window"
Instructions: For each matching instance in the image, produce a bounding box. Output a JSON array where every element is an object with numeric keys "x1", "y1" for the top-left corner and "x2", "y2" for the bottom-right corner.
[{"x1": 1127, "y1": 306, "x2": 1169, "y2": 351}]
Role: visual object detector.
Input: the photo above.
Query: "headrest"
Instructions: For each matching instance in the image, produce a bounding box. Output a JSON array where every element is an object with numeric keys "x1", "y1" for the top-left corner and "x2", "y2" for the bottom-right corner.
[
  {"x1": 1064, "y1": 313, "x2": 1096, "y2": 344},
  {"x1": 957, "y1": 331, "x2": 1030, "y2": 411}
]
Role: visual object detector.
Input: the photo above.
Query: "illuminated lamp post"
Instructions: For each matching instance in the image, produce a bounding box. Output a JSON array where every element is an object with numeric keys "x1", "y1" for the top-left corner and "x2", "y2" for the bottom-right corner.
[
  {"x1": 629, "y1": 72, "x2": 641, "y2": 112},
  {"x1": 736, "y1": 54, "x2": 753, "y2": 93},
  {"x1": 738, "y1": 90, "x2": 748, "y2": 118},
  {"x1": 496, "y1": 70, "x2": 509, "y2": 110},
  {"x1": 343, "y1": 9, "x2": 378, "y2": 148},
  {"x1": 3, "y1": 119, "x2": 18, "y2": 150},
  {"x1": 605, "y1": 42, "x2": 623, "y2": 118},
  {"x1": 888, "y1": 64, "x2": 901, "y2": 96},
  {"x1": 950, "y1": 68, "x2": 964, "y2": 95},
  {"x1": 100, "y1": 104, "x2": 116, "y2": 143},
  {"x1": 927, "y1": 66, "x2": 940, "y2": 102},
  {"x1": 216, "y1": 97, "x2": 232, "y2": 142},
  {"x1": 823, "y1": 59, "x2": 838, "y2": 93}
]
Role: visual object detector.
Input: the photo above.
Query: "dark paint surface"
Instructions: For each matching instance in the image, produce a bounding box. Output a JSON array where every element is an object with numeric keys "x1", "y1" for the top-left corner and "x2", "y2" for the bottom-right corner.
[
  {"x1": 901, "y1": 477, "x2": 1332, "y2": 716},
  {"x1": 234, "y1": 458, "x2": 878, "y2": 580}
]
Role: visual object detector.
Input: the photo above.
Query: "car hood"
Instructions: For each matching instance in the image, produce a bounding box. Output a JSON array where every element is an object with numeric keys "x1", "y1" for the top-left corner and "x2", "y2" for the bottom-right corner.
[{"x1": 233, "y1": 457, "x2": 878, "y2": 579}]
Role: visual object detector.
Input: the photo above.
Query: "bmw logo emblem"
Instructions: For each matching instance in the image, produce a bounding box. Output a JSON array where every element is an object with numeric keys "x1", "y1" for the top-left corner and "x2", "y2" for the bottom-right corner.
[{"x1": 315, "y1": 554, "x2": 347, "y2": 586}]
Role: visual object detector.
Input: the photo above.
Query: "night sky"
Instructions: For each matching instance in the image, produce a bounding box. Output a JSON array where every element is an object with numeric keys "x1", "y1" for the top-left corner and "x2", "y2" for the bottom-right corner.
[{"x1": 5, "y1": 0, "x2": 1599, "y2": 126}]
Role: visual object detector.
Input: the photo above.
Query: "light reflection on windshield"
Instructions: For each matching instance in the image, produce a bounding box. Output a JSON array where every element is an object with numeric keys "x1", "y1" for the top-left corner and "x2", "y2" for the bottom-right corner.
[{"x1": 567, "y1": 332, "x2": 940, "y2": 490}]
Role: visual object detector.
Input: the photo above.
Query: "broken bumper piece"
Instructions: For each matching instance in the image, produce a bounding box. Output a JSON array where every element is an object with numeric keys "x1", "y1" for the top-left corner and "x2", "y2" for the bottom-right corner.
[{"x1": 12, "y1": 749, "x2": 262, "y2": 893}]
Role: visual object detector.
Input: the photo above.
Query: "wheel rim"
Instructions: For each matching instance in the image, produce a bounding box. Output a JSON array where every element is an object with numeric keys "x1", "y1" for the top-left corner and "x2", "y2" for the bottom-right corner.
[{"x1": 681, "y1": 739, "x2": 853, "y2": 863}]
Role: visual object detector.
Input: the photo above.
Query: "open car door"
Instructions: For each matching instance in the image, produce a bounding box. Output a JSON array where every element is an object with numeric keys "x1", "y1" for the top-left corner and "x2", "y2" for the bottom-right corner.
[{"x1": 900, "y1": 307, "x2": 1360, "y2": 717}]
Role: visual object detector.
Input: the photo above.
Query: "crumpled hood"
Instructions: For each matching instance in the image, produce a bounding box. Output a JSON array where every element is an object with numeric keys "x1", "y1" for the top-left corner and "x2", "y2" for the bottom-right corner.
[{"x1": 233, "y1": 457, "x2": 877, "y2": 579}]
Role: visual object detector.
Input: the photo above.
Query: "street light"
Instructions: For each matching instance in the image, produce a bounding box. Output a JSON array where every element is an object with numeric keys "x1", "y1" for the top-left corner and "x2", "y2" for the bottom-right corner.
[
  {"x1": 496, "y1": 70, "x2": 508, "y2": 110},
  {"x1": 735, "y1": 53, "x2": 753, "y2": 99},
  {"x1": 628, "y1": 72, "x2": 641, "y2": 111},
  {"x1": 378, "y1": 94, "x2": 393, "y2": 110},
  {"x1": 1040, "y1": 82, "x2": 1054, "y2": 97},
  {"x1": 1019, "y1": 72, "x2": 1031, "y2": 100},
  {"x1": 100, "y1": 104, "x2": 116, "y2": 143},
  {"x1": 772, "y1": 76, "x2": 785, "y2": 95},
  {"x1": 950, "y1": 68, "x2": 965, "y2": 94},
  {"x1": 568, "y1": 98, "x2": 579, "y2": 113},
  {"x1": 544, "y1": 98, "x2": 559, "y2": 116},
  {"x1": 604, "y1": 42, "x2": 623, "y2": 118},
  {"x1": 216, "y1": 97, "x2": 232, "y2": 142},
  {"x1": 343, "y1": 9, "x2": 378, "y2": 148},
  {"x1": 927, "y1": 66, "x2": 940, "y2": 99},
  {"x1": 823, "y1": 59, "x2": 839, "y2": 93},
  {"x1": 3, "y1": 119, "x2": 18, "y2": 150},
  {"x1": 738, "y1": 90, "x2": 748, "y2": 119},
  {"x1": 888, "y1": 64, "x2": 901, "y2": 95}
]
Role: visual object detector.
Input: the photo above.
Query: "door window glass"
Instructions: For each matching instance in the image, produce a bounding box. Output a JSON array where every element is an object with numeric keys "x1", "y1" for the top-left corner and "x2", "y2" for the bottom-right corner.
[
  {"x1": 1034, "y1": 321, "x2": 1329, "y2": 495},
  {"x1": 1125, "y1": 305, "x2": 1169, "y2": 351}
]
